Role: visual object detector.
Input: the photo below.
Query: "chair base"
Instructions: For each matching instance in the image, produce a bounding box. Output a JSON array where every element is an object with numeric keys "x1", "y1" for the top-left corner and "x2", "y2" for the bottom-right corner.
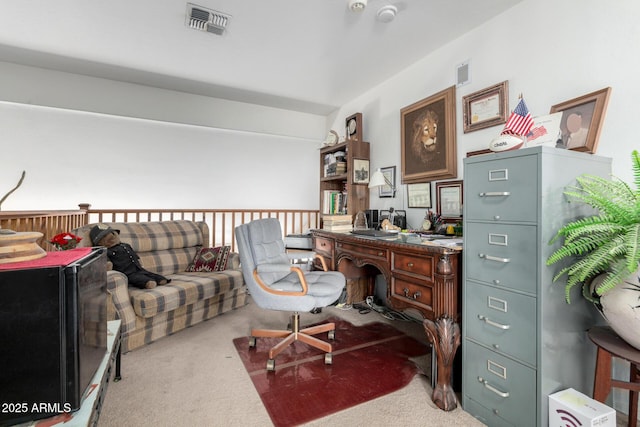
[{"x1": 249, "y1": 312, "x2": 335, "y2": 371}]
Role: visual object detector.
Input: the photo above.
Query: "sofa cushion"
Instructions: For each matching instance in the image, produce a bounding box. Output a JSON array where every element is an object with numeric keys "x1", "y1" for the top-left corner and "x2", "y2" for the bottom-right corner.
[
  {"x1": 129, "y1": 269, "x2": 244, "y2": 318},
  {"x1": 186, "y1": 246, "x2": 231, "y2": 272}
]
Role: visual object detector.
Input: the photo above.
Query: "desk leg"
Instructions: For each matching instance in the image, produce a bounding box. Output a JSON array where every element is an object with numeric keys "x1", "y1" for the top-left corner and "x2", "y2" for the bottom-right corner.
[{"x1": 423, "y1": 316, "x2": 460, "y2": 411}]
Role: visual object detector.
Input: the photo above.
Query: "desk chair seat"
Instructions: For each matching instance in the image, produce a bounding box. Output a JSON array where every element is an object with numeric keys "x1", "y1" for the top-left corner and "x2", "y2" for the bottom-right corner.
[{"x1": 236, "y1": 218, "x2": 345, "y2": 371}]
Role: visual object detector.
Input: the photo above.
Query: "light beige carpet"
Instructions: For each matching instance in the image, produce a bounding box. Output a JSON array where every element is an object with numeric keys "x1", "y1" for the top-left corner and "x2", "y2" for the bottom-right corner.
[{"x1": 97, "y1": 298, "x2": 486, "y2": 426}]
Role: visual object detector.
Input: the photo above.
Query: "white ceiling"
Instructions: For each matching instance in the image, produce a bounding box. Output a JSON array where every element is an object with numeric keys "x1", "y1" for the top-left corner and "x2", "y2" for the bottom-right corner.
[{"x1": 0, "y1": 0, "x2": 522, "y2": 115}]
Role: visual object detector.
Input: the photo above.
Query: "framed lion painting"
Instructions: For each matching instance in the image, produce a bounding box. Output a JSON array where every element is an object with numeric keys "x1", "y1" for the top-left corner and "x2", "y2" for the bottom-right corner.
[{"x1": 401, "y1": 86, "x2": 457, "y2": 183}]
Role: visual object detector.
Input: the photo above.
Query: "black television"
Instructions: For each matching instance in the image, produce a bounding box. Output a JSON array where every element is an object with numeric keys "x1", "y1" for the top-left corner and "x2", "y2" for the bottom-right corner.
[{"x1": 0, "y1": 247, "x2": 107, "y2": 425}]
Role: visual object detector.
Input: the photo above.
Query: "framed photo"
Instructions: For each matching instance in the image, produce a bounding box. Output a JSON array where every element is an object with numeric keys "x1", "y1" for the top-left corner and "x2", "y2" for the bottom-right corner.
[
  {"x1": 401, "y1": 86, "x2": 457, "y2": 183},
  {"x1": 379, "y1": 166, "x2": 396, "y2": 198},
  {"x1": 550, "y1": 87, "x2": 611, "y2": 153},
  {"x1": 353, "y1": 158, "x2": 370, "y2": 184},
  {"x1": 407, "y1": 183, "x2": 431, "y2": 208},
  {"x1": 462, "y1": 81, "x2": 509, "y2": 133},
  {"x1": 436, "y1": 180, "x2": 463, "y2": 221}
]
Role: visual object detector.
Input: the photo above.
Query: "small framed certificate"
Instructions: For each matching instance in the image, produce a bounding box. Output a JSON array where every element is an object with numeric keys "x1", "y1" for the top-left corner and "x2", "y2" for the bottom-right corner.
[{"x1": 463, "y1": 81, "x2": 509, "y2": 133}]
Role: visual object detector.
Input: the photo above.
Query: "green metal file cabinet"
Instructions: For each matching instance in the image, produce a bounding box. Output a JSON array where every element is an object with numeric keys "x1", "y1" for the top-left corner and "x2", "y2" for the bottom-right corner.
[{"x1": 462, "y1": 146, "x2": 611, "y2": 426}]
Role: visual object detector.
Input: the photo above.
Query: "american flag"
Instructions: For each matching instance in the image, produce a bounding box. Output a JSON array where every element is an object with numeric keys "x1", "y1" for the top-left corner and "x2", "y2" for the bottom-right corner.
[{"x1": 501, "y1": 98, "x2": 534, "y2": 136}]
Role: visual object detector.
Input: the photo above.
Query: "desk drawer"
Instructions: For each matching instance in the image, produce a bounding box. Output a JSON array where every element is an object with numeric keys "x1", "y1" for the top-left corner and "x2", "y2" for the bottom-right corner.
[
  {"x1": 463, "y1": 340, "x2": 536, "y2": 427},
  {"x1": 465, "y1": 155, "x2": 537, "y2": 223},
  {"x1": 465, "y1": 281, "x2": 536, "y2": 366},
  {"x1": 391, "y1": 277, "x2": 433, "y2": 311},
  {"x1": 337, "y1": 241, "x2": 388, "y2": 260},
  {"x1": 392, "y1": 252, "x2": 434, "y2": 279},
  {"x1": 465, "y1": 222, "x2": 537, "y2": 294},
  {"x1": 314, "y1": 236, "x2": 334, "y2": 257}
]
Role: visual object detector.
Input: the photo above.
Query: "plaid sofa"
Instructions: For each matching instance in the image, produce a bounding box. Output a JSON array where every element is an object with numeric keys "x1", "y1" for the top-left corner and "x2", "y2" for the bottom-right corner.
[{"x1": 73, "y1": 220, "x2": 247, "y2": 352}]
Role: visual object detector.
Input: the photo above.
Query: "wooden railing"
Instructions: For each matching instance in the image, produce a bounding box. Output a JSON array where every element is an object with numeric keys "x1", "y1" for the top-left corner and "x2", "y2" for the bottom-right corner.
[
  {"x1": 0, "y1": 210, "x2": 88, "y2": 250},
  {"x1": 1, "y1": 205, "x2": 320, "y2": 251}
]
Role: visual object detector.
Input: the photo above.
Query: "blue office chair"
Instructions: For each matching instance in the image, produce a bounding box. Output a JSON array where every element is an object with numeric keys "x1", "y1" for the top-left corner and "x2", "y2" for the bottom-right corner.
[{"x1": 235, "y1": 218, "x2": 345, "y2": 371}]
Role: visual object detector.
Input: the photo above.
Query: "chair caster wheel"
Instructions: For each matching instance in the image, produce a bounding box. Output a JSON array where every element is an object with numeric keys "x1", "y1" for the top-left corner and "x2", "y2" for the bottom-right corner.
[
  {"x1": 324, "y1": 353, "x2": 333, "y2": 365},
  {"x1": 249, "y1": 336, "x2": 256, "y2": 348},
  {"x1": 328, "y1": 330, "x2": 335, "y2": 340},
  {"x1": 267, "y1": 359, "x2": 276, "y2": 371}
]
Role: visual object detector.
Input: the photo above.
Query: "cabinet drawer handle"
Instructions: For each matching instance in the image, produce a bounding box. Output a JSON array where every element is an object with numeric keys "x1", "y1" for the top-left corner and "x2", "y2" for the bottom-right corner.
[
  {"x1": 377, "y1": 251, "x2": 384, "y2": 257},
  {"x1": 479, "y1": 191, "x2": 511, "y2": 197},
  {"x1": 407, "y1": 262, "x2": 414, "y2": 267},
  {"x1": 478, "y1": 315, "x2": 510, "y2": 330},
  {"x1": 403, "y1": 288, "x2": 421, "y2": 300},
  {"x1": 478, "y1": 376, "x2": 510, "y2": 398},
  {"x1": 478, "y1": 253, "x2": 510, "y2": 263}
]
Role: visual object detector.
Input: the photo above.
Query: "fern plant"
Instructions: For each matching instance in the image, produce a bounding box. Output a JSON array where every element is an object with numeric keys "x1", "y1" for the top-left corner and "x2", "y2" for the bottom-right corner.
[{"x1": 546, "y1": 150, "x2": 640, "y2": 303}]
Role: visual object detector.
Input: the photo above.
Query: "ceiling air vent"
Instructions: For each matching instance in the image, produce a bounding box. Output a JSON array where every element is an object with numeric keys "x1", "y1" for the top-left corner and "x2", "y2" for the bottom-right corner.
[{"x1": 186, "y1": 3, "x2": 231, "y2": 36}]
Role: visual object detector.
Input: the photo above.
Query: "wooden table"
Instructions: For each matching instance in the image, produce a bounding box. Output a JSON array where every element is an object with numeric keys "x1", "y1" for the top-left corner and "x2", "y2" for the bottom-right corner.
[
  {"x1": 589, "y1": 325, "x2": 640, "y2": 427},
  {"x1": 311, "y1": 230, "x2": 462, "y2": 410}
]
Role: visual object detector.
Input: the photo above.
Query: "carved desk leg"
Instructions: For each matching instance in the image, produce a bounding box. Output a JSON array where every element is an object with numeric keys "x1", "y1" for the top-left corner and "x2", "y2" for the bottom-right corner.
[{"x1": 423, "y1": 315, "x2": 461, "y2": 411}]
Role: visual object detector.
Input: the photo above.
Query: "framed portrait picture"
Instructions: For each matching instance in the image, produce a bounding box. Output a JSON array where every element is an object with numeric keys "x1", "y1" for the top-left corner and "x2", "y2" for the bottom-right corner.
[
  {"x1": 401, "y1": 86, "x2": 457, "y2": 183},
  {"x1": 407, "y1": 183, "x2": 431, "y2": 208},
  {"x1": 379, "y1": 166, "x2": 396, "y2": 198},
  {"x1": 550, "y1": 87, "x2": 611, "y2": 154},
  {"x1": 462, "y1": 81, "x2": 509, "y2": 133},
  {"x1": 353, "y1": 159, "x2": 369, "y2": 184},
  {"x1": 436, "y1": 180, "x2": 463, "y2": 221}
]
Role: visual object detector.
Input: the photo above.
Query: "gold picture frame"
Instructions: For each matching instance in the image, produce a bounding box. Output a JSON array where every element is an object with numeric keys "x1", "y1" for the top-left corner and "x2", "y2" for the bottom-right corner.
[
  {"x1": 550, "y1": 87, "x2": 612, "y2": 154},
  {"x1": 462, "y1": 81, "x2": 509, "y2": 133},
  {"x1": 401, "y1": 86, "x2": 457, "y2": 183}
]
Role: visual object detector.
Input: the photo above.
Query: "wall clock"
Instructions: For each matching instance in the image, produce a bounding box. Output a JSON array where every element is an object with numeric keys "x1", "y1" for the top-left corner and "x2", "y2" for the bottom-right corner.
[{"x1": 345, "y1": 112, "x2": 363, "y2": 141}]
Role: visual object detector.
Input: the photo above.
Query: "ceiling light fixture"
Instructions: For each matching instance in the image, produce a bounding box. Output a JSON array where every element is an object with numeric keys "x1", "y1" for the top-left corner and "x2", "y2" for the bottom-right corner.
[
  {"x1": 376, "y1": 5, "x2": 397, "y2": 23},
  {"x1": 349, "y1": 0, "x2": 367, "y2": 12}
]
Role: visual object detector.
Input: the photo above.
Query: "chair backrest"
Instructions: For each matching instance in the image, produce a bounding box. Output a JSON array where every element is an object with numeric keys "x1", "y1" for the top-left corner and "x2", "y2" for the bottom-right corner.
[{"x1": 236, "y1": 218, "x2": 316, "y2": 311}]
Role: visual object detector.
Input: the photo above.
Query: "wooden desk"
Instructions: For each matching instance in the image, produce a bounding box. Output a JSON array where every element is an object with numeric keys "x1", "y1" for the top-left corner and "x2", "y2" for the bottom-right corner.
[{"x1": 311, "y1": 230, "x2": 462, "y2": 410}]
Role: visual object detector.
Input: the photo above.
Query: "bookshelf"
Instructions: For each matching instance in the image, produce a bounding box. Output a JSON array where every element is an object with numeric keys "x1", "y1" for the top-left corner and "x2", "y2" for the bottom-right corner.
[{"x1": 319, "y1": 139, "x2": 370, "y2": 227}]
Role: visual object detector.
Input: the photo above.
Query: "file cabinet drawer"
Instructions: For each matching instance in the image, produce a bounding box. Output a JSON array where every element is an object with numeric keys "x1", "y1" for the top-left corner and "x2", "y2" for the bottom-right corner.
[
  {"x1": 465, "y1": 155, "x2": 537, "y2": 222},
  {"x1": 462, "y1": 397, "x2": 516, "y2": 427},
  {"x1": 465, "y1": 222, "x2": 537, "y2": 294},
  {"x1": 465, "y1": 281, "x2": 536, "y2": 366},
  {"x1": 463, "y1": 340, "x2": 536, "y2": 427}
]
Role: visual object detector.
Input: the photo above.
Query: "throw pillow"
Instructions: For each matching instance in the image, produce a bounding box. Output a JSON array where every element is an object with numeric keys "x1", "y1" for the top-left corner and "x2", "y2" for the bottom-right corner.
[{"x1": 186, "y1": 246, "x2": 231, "y2": 272}]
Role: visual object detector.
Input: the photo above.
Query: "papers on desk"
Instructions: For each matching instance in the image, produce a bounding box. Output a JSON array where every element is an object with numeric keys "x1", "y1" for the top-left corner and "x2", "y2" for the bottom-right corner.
[{"x1": 427, "y1": 238, "x2": 463, "y2": 248}]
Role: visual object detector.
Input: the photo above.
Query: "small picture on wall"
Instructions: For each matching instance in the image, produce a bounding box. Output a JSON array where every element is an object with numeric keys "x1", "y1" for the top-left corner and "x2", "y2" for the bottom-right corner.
[{"x1": 353, "y1": 159, "x2": 370, "y2": 184}]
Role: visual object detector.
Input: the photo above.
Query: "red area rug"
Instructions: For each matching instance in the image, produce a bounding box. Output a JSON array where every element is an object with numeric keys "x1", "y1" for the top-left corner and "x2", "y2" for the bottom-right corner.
[{"x1": 233, "y1": 317, "x2": 429, "y2": 427}]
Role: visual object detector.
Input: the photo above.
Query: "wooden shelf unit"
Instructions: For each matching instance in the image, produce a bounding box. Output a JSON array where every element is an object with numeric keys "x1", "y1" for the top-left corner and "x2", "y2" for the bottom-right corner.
[{"x1": 319, "y1": 139, "x2": 370, "y2": 225}]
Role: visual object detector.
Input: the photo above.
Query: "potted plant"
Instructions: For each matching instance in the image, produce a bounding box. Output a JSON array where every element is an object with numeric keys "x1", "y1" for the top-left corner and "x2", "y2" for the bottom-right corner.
[{"x1": 547, "y1": 150, "x2": 640, "y2": 347}]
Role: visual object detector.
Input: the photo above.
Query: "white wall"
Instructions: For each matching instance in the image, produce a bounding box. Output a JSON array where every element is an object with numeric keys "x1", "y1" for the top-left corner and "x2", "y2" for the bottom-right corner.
[
  {"x1": 0, "y1": 63, "x2": 325, "y2": 211},
  {"x1": 333, "y1": 0, "x2": 639, "y2": 230}
]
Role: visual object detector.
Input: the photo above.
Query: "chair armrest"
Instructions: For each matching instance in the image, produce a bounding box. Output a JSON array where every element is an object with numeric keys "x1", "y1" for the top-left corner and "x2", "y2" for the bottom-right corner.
[
  {"x1": 252, "y1": 264, "x2": 309, "y2": 297},
  {"x1": 105, "y1": 270, "x2": 137, "y2": 335}
]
